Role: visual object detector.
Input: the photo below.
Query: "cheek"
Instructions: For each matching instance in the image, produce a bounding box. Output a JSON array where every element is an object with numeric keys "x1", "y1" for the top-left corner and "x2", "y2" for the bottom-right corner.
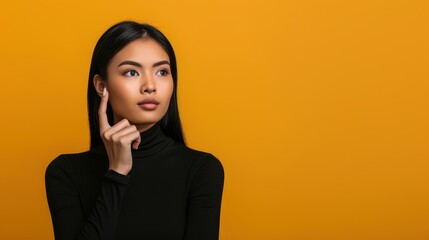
[
  {"x1": 163, "y1": 80, "x2": 174, "y2": 102},
  {"x1": 157, "y1": 79, "x2": 174, "y2": 115},
  {"x1": 107, "y1": 82, "x2": 135, "y2": 109}
]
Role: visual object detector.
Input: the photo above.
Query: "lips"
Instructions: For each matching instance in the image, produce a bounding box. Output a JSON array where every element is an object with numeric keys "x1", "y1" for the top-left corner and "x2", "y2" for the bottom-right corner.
[{"x1": 138, "y1": 98, "x2": 159, "y2": 110}]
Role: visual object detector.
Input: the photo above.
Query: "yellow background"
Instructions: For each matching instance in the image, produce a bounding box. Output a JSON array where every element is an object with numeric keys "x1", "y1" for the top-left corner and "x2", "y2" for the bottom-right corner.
[{"x1": 0, "y1": 0, "x2": 428, "y2": 239}]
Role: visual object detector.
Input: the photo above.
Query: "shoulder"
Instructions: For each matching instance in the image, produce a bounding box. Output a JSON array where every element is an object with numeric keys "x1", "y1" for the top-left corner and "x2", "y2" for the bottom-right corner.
[
  {"x1": 169, "y1": 143, "x2": 223, "y2": 169},
  {"x1": 193, "y1": 151, "x2": 224, "y2": 176},
  {"x1": 45, "y1": 148, "x2": 106, "y2": 179},
  {"x1": 171, "y1": 144, "x2": 224, "y2": 182},
  {"x1": 46, "y1": 152, "x2": 78, "y2": 175},
  {"x1": 46, "y1": 150, "x2": 90, "y2": 172}
]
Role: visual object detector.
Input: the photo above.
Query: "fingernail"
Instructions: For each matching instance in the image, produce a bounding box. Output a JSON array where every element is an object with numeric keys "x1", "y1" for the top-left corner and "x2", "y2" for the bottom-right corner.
[{"x1": 103, "y1": 87, "x2": 107, "y2": 97}]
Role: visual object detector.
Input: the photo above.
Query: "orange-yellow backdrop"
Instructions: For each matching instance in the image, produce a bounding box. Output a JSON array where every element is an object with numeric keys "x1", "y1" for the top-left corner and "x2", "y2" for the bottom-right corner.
[{"x1": 0, "y1": 0, "x2": 428, "y2": 239}]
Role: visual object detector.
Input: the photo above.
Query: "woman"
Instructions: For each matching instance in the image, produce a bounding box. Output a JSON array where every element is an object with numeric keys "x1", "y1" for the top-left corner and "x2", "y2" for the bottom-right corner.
[{"x1": 45, "y1": 21, "x2": 224, "y2": 240}]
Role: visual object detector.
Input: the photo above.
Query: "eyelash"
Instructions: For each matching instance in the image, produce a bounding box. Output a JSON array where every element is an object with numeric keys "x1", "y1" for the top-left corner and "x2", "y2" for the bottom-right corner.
[
  {"x1": 156, "y1": 69, "x2": 170, "y2": 76},
  {"x1": 124, "y1": 70, "x2": 139, "y2": 77},
  {"x1": 123, "y1": 69, "x2": 170, "y2": 77}
]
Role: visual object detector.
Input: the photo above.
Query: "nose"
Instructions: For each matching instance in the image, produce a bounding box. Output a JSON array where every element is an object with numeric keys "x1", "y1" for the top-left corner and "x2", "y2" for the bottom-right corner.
[
  {"x1": 144, "y1": 87, "x2": 156, "y2": 94},
  {"x1": 141, "y1": 73, "x2": 156, "y2": 94}
]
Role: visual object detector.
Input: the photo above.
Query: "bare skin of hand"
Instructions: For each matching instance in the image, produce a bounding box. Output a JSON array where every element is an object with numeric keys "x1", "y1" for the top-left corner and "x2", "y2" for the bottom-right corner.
[{"x1": 99, "y1": 88, "x2": 141, "y2": 175}]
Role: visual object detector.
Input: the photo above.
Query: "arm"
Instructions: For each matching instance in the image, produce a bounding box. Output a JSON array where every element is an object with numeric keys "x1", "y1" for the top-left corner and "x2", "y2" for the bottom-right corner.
[
  {"x1": 184, "y1": 154, "x2": 225, "y2": 240},
  {"x1": 45, "y1": 158, "x2": 129, "y2": 240},
  {"x1": 46, "y1": 87, "x2": 140, "y2": 239}
]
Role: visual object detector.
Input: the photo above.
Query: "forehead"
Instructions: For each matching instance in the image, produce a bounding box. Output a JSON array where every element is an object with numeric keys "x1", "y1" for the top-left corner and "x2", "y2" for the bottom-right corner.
[{"x1": 110, "y1": 38, "x2": 169, "y2": 65}]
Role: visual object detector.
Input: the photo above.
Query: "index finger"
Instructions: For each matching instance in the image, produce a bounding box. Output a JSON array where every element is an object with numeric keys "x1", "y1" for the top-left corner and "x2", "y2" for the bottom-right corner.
[{"x1": 98, "y1": 87, "x2": 110, "y2": 133}]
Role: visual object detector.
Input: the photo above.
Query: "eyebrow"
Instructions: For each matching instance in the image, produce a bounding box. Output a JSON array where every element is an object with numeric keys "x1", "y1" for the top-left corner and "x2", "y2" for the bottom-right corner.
[{"x1": 117, "y1": 60, "x2": 170, "y2": 68}]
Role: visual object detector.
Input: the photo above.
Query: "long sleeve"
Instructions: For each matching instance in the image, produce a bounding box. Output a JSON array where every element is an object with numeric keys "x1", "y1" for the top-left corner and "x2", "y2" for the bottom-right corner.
[
  {"x1": 45, "y1": 157, "x2": 129, "y2": 240},
  {"x1": 46, "y1": 126, "x2": 225, "y2": 240},
  {"x1": 184, "y1": 154, "x2": 225, "y2": 240}
]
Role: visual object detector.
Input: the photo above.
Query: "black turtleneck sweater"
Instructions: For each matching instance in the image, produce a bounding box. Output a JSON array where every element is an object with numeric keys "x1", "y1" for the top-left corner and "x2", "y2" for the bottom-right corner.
[{"x1": 45, "y1": 123, "x2": 224, "y2": 240}]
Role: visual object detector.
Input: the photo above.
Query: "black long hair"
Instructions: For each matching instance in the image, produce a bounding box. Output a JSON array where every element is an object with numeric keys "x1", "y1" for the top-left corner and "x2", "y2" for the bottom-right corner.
[{"x1": 87, "y1": 21, "x2": 185, "y2": 149}]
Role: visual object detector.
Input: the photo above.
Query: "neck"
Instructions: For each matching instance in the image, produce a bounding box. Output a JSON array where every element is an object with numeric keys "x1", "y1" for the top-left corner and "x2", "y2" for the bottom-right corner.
[
  {"x1": 132, "y1": 122, "x2": 171, "y2": 157},
  {"x1": 137, "y1": 123, "x2": 156, "y2": 133}
]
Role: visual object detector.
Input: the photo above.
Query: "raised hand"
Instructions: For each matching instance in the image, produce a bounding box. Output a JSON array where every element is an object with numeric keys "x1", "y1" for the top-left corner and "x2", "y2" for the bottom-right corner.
[{"x1": 98, "y1": 87, "x2": 141, "y2": 175}]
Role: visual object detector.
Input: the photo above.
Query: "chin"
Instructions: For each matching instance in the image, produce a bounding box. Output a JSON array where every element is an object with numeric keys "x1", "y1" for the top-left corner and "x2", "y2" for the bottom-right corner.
[
  {"x1": 129, "y1": 115, "x2": 162, "y2": 125},
  {"x1": 115, "y1": 109, "x2": 166, "y2": 127}
]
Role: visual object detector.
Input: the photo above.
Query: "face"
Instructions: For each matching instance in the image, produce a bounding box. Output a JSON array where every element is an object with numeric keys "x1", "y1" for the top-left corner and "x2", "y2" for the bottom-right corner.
[{"x1": 95, "y1": 37, "x2": 174, "y2": 132}]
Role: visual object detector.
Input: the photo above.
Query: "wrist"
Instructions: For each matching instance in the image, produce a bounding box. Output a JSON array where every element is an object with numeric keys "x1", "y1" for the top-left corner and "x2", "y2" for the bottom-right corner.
[
  {"x1": 109, "y1": 164, "x2": 131, "y2": 176},
  {"x1": 105, "y1": 169, "x2": 131, "y2": 185}
]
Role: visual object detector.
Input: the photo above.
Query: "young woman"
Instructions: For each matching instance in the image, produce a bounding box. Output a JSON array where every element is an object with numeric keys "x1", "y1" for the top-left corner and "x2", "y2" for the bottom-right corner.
[{"x1": 45, "y1": 21, "x2": 224, "y2": 240}]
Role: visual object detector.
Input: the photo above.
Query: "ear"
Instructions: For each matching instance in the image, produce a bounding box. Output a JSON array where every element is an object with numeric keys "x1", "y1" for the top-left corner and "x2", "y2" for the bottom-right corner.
[{"x1": 93, "y1": 74, "x2": 106, "y2": 97}]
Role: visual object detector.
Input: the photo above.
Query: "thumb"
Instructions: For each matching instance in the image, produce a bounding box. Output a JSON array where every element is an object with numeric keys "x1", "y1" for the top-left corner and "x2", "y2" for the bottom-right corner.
[{"x1": 132, "y1": 133, "x2": 141, "y2": 150}]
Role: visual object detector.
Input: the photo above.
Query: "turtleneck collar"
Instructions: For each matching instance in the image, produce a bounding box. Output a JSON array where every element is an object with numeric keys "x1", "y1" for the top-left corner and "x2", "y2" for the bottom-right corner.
[
  {"x1": 92, "y1": 122, "x2": 171, "y2": 159},
  {"x1": 132, "y1": 122, "x2": 171, "y2": 158}
]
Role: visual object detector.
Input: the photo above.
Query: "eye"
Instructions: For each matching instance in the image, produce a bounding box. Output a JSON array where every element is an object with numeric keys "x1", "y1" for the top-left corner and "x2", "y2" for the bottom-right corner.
[
  {"x1": 156, "y1": 69, "x2": 169, "y2": 77},
  {"x1": 124, "y1": 70, "x2": 139, "y2": 77}
]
